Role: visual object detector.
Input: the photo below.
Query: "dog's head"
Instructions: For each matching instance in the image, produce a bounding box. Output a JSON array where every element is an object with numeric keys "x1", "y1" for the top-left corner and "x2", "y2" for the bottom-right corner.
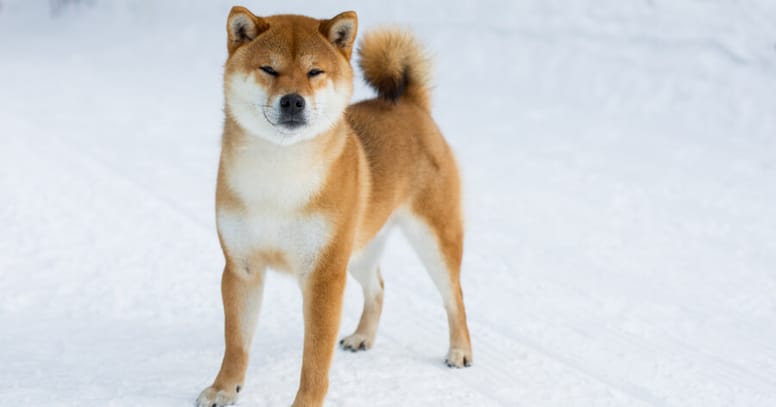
[{"x1": 223, "y1": 7, "x2": 357, "y2": 146}]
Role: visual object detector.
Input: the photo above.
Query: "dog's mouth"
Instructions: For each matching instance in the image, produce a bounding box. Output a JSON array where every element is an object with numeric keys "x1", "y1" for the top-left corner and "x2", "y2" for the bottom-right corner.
[
  {"x1": 261, "y1": 108, "x2": 307, "y2": 132},
  {"x1": 277, "y1": 118, "x2": 306, "y2": 129}
]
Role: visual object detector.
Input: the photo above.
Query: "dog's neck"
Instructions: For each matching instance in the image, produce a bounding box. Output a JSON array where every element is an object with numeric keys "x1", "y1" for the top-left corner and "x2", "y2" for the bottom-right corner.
[
  {"x1": 223, "y1": 115, "x2": 348, "y2": 158},
  {"x1": 219, "y1": 116, "x2": 351, "y2": 209}
]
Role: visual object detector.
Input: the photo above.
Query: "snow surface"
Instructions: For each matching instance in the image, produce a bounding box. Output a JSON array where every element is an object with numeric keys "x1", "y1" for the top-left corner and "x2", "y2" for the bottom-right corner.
[{"x1": 2, "y1": 1, "x2": 776, "y2": 406}]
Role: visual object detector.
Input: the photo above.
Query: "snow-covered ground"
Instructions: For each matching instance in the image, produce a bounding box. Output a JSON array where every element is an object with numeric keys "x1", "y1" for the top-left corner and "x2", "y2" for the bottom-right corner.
[{"x1": 2, "y1": 1, "x2": 776, "y2": 406}]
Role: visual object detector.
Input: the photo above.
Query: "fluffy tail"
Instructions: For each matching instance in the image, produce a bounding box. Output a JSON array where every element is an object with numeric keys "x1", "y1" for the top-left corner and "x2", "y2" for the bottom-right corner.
[{"x1": 358, "y1": 28, "x2": 432, "y2": 111}]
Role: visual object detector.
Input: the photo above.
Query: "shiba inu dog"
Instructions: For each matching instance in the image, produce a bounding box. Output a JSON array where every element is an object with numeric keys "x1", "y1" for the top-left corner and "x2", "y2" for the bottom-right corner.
[{"x1": 196, "y1": 6, "x2": 472, "y2": 407}]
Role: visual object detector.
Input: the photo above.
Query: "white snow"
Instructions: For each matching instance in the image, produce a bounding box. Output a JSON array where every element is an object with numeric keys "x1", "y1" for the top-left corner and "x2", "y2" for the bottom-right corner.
[{"x1": 2, "y1": 1, "x2": 776, "y2": 406}]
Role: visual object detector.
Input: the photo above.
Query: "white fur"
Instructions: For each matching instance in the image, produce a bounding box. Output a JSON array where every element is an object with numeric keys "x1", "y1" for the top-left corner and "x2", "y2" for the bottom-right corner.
[
  {"x1": 219, "y1": 67, "x2": 351, "y2": 270},
  {"x1": 340, "y1": 222, "x2": 393, "y2": 350},
  {"x1": 226, "y1": 73, "x2": 351, "y2": 146},
  {"x1": 348, "y1": 220, "x2": 393, "y2": 292},
  {"x1": 228, "y1": 14, "x2": 256, "y2": 40},
  {"x1": 396, "y1": 209, "x2": 456, "y2": 312},
  {"x1": 218, "y1": 210, "x2": 329, "y2": 274},
  {"x1": 218, "y1": 137, "x2": 332, "y2": 273},
  {"x1": 327, "y1": 18, "x2": 356, "y2": 46},
  {"x1": 196, "y1": 388, "x2": 237, "y2": 407},
  {"x1": 225, "y1": 135, "x2": 328, "y2": 207}
]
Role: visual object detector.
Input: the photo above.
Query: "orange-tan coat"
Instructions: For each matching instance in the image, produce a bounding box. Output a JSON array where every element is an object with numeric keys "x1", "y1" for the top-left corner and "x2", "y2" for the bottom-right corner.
[{"x1": 197, "y1": 7, "x2": 472, "y2": 407}]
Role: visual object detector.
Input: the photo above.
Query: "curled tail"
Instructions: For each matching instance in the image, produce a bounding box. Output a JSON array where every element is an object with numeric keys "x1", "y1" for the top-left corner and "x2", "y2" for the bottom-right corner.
[{"x1": 358, "y1": 28, "x2": 432, "y2": 111}]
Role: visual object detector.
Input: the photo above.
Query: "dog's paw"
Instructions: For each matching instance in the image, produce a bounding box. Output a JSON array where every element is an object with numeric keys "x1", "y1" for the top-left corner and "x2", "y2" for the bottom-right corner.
[
  {"x1": 445, "y1": 348, "x2": 473, "y2": 368},
  {"x1": 339, "y1": 333, "x2": 373, "y2": 352},
  {"x1": 195, "y1": 385, "x2": 240, "y2": 407}
]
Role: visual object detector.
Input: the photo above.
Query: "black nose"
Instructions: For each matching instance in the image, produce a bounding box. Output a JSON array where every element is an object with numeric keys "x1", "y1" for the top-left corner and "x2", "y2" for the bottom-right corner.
[{"x1": 279, "y1": 93, "x2": 306, "y2": 116}]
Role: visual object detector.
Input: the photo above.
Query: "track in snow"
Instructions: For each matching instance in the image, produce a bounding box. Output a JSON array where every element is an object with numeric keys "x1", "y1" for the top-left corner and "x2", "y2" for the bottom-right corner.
[{"x1": 2, "y1": 1, "x2": 776, "y2": 406}]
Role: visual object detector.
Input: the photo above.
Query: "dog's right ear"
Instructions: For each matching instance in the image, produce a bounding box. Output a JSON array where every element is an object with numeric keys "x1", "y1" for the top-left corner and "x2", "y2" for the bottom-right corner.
[{"x1": 226, "y1": 6, "x2": 269, "y2": 55}]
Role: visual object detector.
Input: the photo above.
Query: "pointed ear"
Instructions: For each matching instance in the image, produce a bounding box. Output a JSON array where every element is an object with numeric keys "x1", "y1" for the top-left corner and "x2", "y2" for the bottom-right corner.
[
  {"x1": 319, "y1": 11, "x2": 358, "y2": 59},
  {"x1": 226, "y1": 6, "x2": 269, "y2": 55}
]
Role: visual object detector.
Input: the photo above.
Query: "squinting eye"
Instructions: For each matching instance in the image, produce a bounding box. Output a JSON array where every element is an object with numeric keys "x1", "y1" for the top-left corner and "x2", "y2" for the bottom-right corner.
[
  {"x1": 260, "y1": 66, "x2": 278, "y2": 76},
  {"x1": 308, "y1": 69, "x2": 324, "y2": 78}
]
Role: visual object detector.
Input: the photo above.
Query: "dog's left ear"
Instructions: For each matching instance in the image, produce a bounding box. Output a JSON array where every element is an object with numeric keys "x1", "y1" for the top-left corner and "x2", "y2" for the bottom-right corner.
[{"x1": 319, "y1": 11, "x2": 358, "y2": 59}]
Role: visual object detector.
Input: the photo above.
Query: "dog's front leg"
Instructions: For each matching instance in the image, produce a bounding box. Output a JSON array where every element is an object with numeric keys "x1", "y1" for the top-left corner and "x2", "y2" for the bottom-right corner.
[
  {"x1": 197, "y1": 264, "x2": 265, "y2": 407},
  {"x1": 292, "y1": 249, "x2": 349, "y2": 407}
]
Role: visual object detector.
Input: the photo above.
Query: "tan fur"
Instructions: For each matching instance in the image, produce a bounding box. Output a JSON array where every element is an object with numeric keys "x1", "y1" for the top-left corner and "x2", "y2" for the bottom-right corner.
[
  {"x1": 358, "y1": 28, "x2": 432, "y2": 110},
  {"x1": 197, "y1": 7, "x2": 472, "y2": 407}
]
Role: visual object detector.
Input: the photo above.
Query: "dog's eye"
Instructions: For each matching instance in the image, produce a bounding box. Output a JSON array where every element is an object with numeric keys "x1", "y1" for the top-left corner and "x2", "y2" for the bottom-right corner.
[
  {"x1": 308, "y1": 69, "x2": 324, "y2": 78},
  {"x1": 260, "y1": 66, "x2": 278, "y2": 77}
]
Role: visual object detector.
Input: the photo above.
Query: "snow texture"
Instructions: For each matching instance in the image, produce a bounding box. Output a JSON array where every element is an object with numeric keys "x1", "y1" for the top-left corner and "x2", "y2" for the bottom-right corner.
[{"x1": 1, "y1": 1, "x2": 776, "y2": 406}]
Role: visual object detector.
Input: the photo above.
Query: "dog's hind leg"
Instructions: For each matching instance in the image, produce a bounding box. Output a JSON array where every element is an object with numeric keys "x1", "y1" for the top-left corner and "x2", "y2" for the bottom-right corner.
[
  {"x1": 399, "y1": 208, "x2": 473, "y2": 368},
  {"x1": 340, "y1": 229, "x2": 390, "y2": 351}
]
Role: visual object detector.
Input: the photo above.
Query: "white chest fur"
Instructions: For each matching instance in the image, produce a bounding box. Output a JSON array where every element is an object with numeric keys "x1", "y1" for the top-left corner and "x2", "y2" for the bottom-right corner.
[{"x1": 217, "y1": 138, "x2": 332, "y2": 273}]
